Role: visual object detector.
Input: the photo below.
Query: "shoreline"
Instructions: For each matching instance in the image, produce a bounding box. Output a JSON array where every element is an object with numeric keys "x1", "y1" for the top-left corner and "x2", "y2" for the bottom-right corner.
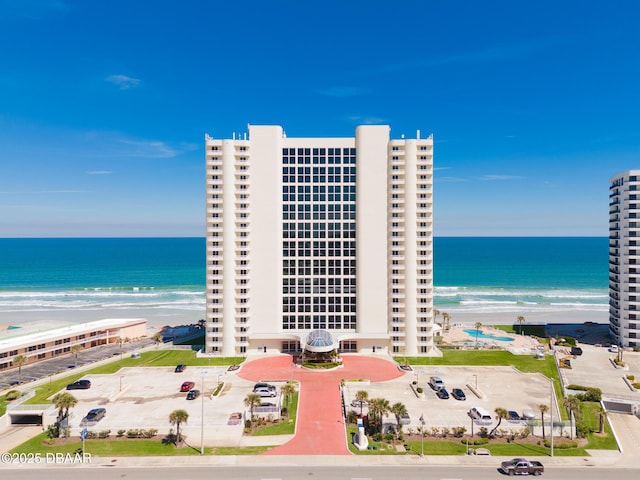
[{"x1": 0, "y1": 306, "x2": 609, "y2": 329}]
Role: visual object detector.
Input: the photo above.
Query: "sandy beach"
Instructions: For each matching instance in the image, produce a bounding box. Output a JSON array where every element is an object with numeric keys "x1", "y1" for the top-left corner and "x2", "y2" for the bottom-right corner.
[
  {"x1": 0, "y1": 307, "x2": 201, "y2": 331},
  {"x1": 0, "y1": 305, "x2": 609, "y2": 331}
]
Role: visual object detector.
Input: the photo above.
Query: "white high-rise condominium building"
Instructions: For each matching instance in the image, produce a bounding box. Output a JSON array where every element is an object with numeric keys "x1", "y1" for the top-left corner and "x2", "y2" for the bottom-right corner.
[
  {"x1": 609, "y1": 170, "x2": 640, "y2": 349},
  {"x1": 205, "y1": 125, "x2": 435, "y2": 357}
]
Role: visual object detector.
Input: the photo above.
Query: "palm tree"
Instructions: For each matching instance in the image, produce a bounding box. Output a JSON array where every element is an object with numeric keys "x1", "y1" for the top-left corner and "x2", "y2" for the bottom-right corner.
[
  {"x1": 71, "y1": 344, "x2": 83, "y2": 367},
  {"x1": 281, "y1": 381, "x2": 296, "y2": 409},
  {"x1": 490, "y1": 407, "x2": 509, "y2": 437},
  {"x1": 538, "y1": 404, "x2": 549, "y2": 440},
  {"x1": 169, "y1": 409, "x2": 189, "y2": 445},
  {"x1": 369, "y1": 397, "x2": 390, "y2": 434},
  {"x1": 244, "y1": 393, "x2": 262, "y2": 430},
  {"x1": 564, "y1": 395, "x2": 580, "y2": 440},
  {"x1": 152, "y1": 333, "x2": 163, "y2": 345},
  {"x1": 355, "y1": 390, "x2": 369, "y2": 416},
  {"x1": 474, "y1": 322, "x2": 482, "y2": 348},
  {"x1": 12, "y1": 354, "x2": 26, "y2": 384},
  {"x1": 516, "y1": 316, "x2": 525, "y2": 335},
  {"x1": 442, "y1": 312, "x2": 451, "y2": 331},
  {"x1": 52, "y1": 392, "x2": 77, "y2": 438},
  {"x1": 390, "y1": 402, "x2": 408, "y2": 436},
  {"x1": 433, "y1": 309, "x2": 440, "y2": 326}
]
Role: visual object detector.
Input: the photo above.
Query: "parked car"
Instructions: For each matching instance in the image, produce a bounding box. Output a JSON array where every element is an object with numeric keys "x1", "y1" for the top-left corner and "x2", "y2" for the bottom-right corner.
[
  {"x1": 66, "y1": 379, "x2": 91, "y2": 390},
  {"x1": 83, "y1": 408, "x2": 106, "y2": 424},
  {"x1": 351, "y1": 399, "x2": 369, "y2": 408},
  {"x1": 508, "y1": 410, "x2": 521, "y2": 421},
  {"x1": 435, "y1": 387, "x2": 450, "y2": 399},
  {"x1": 228, "y1": 412, "x2": 243, "y2": 425},
  {"x1": 180, "y1": 381, "x2": 195, "y2": 392},
  {"x1": 451, "y1": 388, "x2": 466, "y2": 400},
  {"x1": 174, "y1": 364, "x2": 186, "y2": 373},
  {"x1": 521, "y1": 411, "x2": 536, "y2": 421},
  {"x1": 255, "y1": 387, "x2": 277, "y2": 397},
  {"x1": 253, "y1": 383, "x2": 276, "y2": 392},
  {"x1": 609, "y1": 345, "x2": 619, "y2": 353},
  {"x1": 428, "y1": 376, "x2": 445, "y2": 390},
  {"x1": 501, "y1": 458, "x2": 544, "y2": 476},
  {"x1": 186, "y1": 389, "x2": 200, "y2": 400},
  {"x1": 571, "y1": 346, "x2": 583, "y2": 356},
  {"x1": 398, "y1": 413, "x2": 411, "y2": 425}
]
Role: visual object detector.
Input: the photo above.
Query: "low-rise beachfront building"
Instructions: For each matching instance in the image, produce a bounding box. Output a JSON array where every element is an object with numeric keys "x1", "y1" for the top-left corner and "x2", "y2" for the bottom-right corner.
[
  {"x1": 205, "y1": 124, "x2": 436, "y2": 357},
  {"x1": 609, "y1": 170, "x2": 640, "y2": 349},
  {"x1": 0, "y1": 318, "x2": 147, "y2": 371}
]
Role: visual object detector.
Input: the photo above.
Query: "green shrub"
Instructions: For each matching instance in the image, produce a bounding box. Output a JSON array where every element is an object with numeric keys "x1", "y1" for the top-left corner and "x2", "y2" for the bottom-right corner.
[
  {"x1": 86, "y1": 430, "x2": 98, "y2": 439},
  {"x1": 116, "y1": 429, "x2": 126, "y2": 437},
  {"x1": 5, "y1": 390, "x2": 21, "y2": 401},
  {"x1": 98, "y1": 430, "x2": 111, "y2": 439},
  {"x1": 544, "y1": 439, "x2": 577, "y2": 449},
  {"x1": 462, "y1": 437, "x2": 489, "y2": 445},
  {"x1": 632, "y1": 383, "x2": 640, "y2": 389},
  {"x1": 576, "y1": 388, "x2": 602, "y2": 402},
  {"x1": 627, "y1": 375, "x2": 635, "y2": 381},
  {"x1": 567, "y1": 384, "x2": 589, "y2": 391},
  {"x1": 416, "y1": 387, "x2": 423, "y2": 394}
]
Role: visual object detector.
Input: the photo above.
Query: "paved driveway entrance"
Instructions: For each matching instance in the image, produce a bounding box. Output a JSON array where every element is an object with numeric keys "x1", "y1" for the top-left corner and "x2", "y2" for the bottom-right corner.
[{"x1": 239, "y1": 355, "x2": 403, "y2": 455}]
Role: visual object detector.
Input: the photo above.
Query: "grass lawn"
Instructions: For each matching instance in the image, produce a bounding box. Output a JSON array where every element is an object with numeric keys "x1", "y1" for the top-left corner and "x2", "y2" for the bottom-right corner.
[
  {"x1": 25, "y1": 350, "x2": 244, "y2": 405},
  {"x1": 346, "y1": 426, "x2": 589, "y2": 456},
  {"x1": 253, "y1": 392, "x2": 299, "y2": 436},
  {"x1": 580, "y1": 401, "x2": 618, "y2": 450},
  {"x1": 493, "y1": 324, "x2": 547, "y2": 339}
]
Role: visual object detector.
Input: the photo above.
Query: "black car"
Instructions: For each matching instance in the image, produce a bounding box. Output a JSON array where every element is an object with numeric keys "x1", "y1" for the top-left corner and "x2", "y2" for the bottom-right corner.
[
  {"x1": 571, "y1": 347, "x2": 583, "y2": 356},
  {"x1": 186, "y1": 389, "x2": 200, "y2": 400},
  {"x1": 435, "y1": 387, "x2": 450, "y2": 399},
  {"x1": 508, "y1": 410, "x2": 521, "y2": 421},
  {"x1": 451, "y1": 388, "x2": 466, "y2": 400},
  {"x1": 84, "y1": 408, "x2": 106, "y2": 423},
  {"x1": 175, "y1": 364, "x2": 186, "y2": 373},
  {"x1": 66, "y1": 379, "x2": 91, "y2": 390}
]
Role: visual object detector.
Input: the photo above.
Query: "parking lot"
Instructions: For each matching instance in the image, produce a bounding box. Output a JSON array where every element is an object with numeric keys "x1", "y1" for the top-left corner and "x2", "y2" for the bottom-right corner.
[
  {"x1": 61, "y1": 366, "x2": 287, "y2": 445},
  {"x1": 343, "y1": 365, "x2": 556, "y2": 433}
]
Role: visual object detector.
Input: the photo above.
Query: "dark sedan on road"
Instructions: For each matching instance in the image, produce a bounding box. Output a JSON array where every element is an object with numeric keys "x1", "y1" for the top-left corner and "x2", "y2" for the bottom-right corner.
[
  {"x1": 175, "y1": 364, "x2": 186, "y2": 373},
  {"x1": 66, "y1": 379, "x2": 91, "y2": 390}
]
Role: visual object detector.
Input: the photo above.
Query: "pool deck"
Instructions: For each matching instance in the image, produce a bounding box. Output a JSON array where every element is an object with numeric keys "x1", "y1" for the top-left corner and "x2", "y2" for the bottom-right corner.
[{"x1": 440, "y1": 325, "x2": 541, "y2": 351}]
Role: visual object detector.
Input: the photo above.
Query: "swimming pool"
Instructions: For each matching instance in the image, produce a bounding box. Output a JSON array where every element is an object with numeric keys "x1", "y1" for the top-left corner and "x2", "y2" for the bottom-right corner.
[{"x1": 463, "y1": 329, "x2": 514, "y2": 342}]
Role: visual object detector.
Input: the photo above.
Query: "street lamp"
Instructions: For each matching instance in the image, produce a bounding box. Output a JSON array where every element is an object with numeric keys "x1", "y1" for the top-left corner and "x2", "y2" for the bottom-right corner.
[
  {"x1": 550, "y1": 378, "x2": 554, "y2": 457},
  {"x1": 200, "y1": 370, "x2": 208, "y2": 455},
  {"x1": 473, "y1": 374, "x2": 478, "y2": 390},
  {"x1": 419, "y1": 413, "x2": 425, "y2": 458}
]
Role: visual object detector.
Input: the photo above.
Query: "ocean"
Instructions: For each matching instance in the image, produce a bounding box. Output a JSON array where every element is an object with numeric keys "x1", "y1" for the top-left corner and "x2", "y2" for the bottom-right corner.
[{"x1": 0, "y1": 237, "x2": 609, "y2": 324}]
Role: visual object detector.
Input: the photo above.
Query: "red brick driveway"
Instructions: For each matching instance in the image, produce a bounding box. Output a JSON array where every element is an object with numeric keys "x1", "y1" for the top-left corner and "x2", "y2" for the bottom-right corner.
[{"x1": 238, "y1": 355, "x2": 403, "y2": 455}]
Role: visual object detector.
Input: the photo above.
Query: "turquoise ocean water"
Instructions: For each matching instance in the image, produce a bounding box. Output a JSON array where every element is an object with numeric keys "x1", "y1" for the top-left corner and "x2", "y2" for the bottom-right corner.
[{"x1": 0, "y1": 237, "x2": 609, "y2": 318}]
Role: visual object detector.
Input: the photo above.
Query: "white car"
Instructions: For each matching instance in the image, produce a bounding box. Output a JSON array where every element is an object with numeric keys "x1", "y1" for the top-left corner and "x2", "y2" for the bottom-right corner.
[{"x1": 609, "y1": 345, "x2": 619, "y2": 353}]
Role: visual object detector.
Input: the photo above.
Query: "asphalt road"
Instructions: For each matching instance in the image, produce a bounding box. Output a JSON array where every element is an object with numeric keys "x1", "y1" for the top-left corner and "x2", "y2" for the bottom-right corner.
[{"x1": 1, "y1": 465, "x2": 639, "y2": 480}]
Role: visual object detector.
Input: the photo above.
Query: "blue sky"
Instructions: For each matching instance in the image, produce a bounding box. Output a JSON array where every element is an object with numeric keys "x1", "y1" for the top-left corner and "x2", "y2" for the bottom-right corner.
[{"x1": 1, "y1": 0, "x2": 639, "y2": 237}]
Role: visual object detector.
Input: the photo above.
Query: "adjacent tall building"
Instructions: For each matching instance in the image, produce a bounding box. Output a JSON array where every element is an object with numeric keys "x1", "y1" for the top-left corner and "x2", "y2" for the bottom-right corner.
[
  {"x1": 609, "y1": 170, "x2": 640, "y2": 349},
  {"x1": 205, "y1": 125, "x2": 435, "y2": 356}
]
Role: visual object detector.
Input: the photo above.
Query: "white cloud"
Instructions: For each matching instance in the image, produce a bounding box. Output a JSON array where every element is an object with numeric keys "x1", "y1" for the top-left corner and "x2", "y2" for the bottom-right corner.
[
  {"x1": 86, "y1": 170, "x2": 112, "y2": 175},
  {"x1": 116, "y1": 139, "x2": 178, "y2": 158},
  {"x1": 105, "y1": 74, "x2": 141, "y2": 90}
]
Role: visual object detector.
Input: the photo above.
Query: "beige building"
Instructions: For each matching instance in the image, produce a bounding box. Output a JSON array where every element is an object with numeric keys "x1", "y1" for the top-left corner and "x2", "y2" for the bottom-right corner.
[
  {"x1": 205, "y1": 125, "x2": 435, "y2": 356},
  {"x1": 0, "y1": 318, "x2": 147, "y2": 371}
]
